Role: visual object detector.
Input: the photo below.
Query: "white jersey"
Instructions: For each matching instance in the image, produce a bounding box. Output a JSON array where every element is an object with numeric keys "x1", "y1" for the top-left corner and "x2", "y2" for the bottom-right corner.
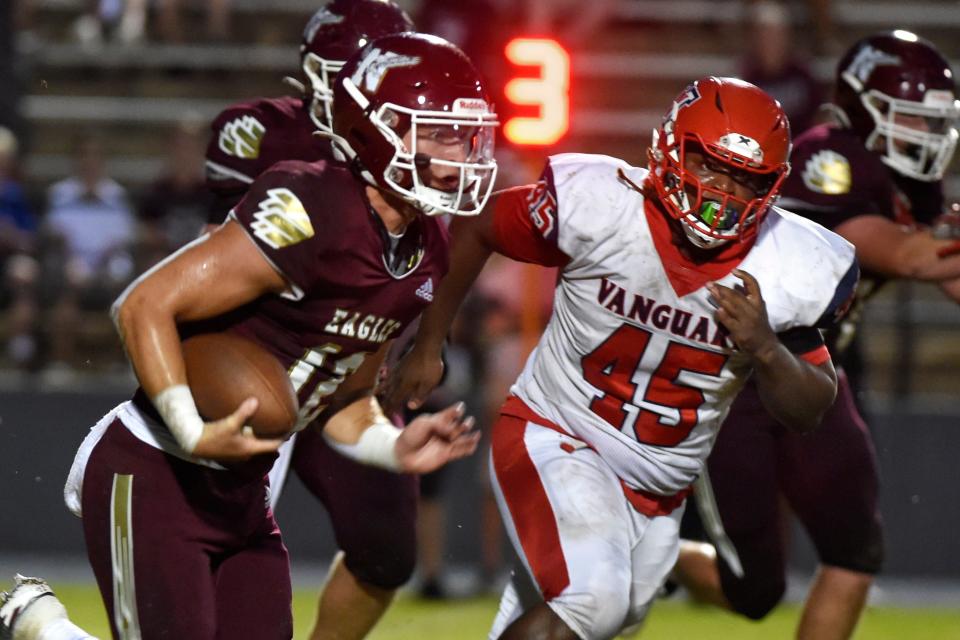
[{"x1": 500, "y1": 153, "x2": 857, "y2": 495}]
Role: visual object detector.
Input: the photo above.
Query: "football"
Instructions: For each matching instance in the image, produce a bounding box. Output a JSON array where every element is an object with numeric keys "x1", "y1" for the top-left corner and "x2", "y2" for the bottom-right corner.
[{"x1": 181, "y1": 331, "x2": 299, "y2": 438}]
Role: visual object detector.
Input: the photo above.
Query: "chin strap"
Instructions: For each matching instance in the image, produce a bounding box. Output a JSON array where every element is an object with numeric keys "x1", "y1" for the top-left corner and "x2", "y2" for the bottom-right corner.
[{"x1": 282, "y1": 76, "x2": 306, "y2": 94}]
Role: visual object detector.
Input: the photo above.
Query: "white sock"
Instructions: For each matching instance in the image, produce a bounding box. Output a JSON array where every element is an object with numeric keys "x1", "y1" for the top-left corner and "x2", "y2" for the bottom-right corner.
[
  {"x1": 36, "y1": 618, "x2": 98, "y2": 640},
  {"x1": 12, "y1": 596, "x2": 97, "y2": 640}
]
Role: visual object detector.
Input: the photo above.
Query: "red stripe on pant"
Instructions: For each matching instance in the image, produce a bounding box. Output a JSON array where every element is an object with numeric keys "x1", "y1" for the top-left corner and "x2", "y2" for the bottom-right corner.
[{"x1": 491, "y1": 413, "x2": 571, "y2": 600}]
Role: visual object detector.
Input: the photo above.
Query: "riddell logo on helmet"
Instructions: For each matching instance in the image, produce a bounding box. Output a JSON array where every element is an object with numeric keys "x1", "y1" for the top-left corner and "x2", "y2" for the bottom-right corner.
[
  {"x1": 453, "y1": 98, "x2": 489, "y2": 114},
  {"x1": 924, "y1": 90, "x2": 956, "y2": 107}
]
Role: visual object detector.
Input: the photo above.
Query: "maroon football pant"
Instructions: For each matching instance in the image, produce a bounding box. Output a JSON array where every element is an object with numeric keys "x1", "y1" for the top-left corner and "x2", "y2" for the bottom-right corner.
[
  {"x1": 290, "y1": 427, "x2": 418, "y2": 590},
  {"x1": 704, "y1": 371, "x2": 884, "y2": 620},
  {"x1": 81, "y1": 420, "x2": 292, "y2": 639}
]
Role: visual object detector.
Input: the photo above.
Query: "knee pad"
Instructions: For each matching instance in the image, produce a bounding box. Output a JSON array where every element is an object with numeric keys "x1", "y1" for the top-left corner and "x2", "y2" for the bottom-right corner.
[
  {"x1": 720, "y1": 569, "x2": 786, "y2": 621},
  {"x1": 820, "y1": 527, "x2": 885, "y2": 576},
  {"x1": 343, "y1": 544, "x2": 416, "y2": 591},
  {"x1": 551, "y1": 588, "x2": 630, "y2": 640}
]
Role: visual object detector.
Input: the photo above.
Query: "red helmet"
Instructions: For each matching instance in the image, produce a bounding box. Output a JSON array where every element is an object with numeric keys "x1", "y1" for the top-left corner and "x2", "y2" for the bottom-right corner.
[
  {"x1": 332, "y1": 33, "x2": 499, "y2": 216},
  {"x1": 835, "y1": 30, "x2": 959, "y2": 181},
  {"x1": 300, "y1": 0, "x2": 414, "y2": 132},
  {"x1": 648, "y1": 76, "x2": 791, "y2": 248}
]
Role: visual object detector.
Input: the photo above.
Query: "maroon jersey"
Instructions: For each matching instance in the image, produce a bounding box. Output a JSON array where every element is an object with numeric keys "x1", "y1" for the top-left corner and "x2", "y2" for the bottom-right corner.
[
  {"x1": 779, "y1": 123, "x2": 945, "y2": 231},
  {"x1": 205, "y1": 95, "x2": 333, "y2": 224},
  {"x1": 777, "y1": 123, "x2": 945, "y2": 356},
  {"x1": 218, "y1": 159, "x2": 449, "y2": 429}
]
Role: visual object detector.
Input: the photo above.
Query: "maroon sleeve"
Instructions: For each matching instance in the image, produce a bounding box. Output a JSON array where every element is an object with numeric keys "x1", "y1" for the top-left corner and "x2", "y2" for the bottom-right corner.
[
  {"x1": 230, "y1": 161, "x2": 333, "y2": 293},
  {"x1": 205, "y1": 102, "x2": 274, "y2": 225},
  {"x1": 778, "y1": 125, "x2": 895, "y2": 231}
]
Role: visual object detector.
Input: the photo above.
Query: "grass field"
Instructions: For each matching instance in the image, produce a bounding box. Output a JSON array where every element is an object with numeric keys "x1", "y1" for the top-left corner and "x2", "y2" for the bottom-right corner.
[{"x1": 52, "y1": 585, "x2": 960, "y2": 639}]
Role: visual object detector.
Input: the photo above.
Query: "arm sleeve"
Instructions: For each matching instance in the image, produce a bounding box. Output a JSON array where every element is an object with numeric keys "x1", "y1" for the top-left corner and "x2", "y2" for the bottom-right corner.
[
  {"x1": 490, "y1": 169, "x2": 570, "y2": 268},
  {"x1": 814, "y1": 258, "x2": 859, "y2": 329},
  {"x1": 777, "y1": 326, "x2": 831, "y2": 365}
]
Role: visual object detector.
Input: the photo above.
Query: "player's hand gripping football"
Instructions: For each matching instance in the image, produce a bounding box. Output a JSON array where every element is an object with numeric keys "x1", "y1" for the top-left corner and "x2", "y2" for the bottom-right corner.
[
  {"x1": 395, "y1": 402, "x2": 480, "y2": 474},
  {"x1": 381, "y1": 343, "x2": 445, "y2": 412},
  {"x1": 193, "y1": 397, "x2": 287, "y2": 463},
  {"x1": 706, "y1": 269, "x2": 779, "y2": 359}
]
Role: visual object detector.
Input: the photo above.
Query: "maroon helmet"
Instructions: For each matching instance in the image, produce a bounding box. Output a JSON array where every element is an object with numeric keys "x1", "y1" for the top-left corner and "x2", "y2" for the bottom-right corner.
[
  {"x1": 300, "y1": 0, "x2": 414, "y2": 133},
  {"x1": 332, "y1": 33, "x2": 499, "y2": 216},
  {"x1": 835, "y1": 30, "x2": 959, "y2": 181}
]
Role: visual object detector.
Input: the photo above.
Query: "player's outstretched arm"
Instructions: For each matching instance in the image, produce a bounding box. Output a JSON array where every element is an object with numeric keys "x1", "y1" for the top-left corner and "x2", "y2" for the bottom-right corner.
[
  {"x1": 835, "y1": 214, "x2": 960, "y2": 281},
  {"x1": 708, "y1": 269, "x2": 837, "y2": 434},
  {"x1": 112, "y1": 220, "x2": 289, "y2": 459},
  {"x1": 323, "y1": 394, "x2": 479, "y2": 473},
  {"x1": 383, "y1": 198, "x2": 501, "y2": 411}
]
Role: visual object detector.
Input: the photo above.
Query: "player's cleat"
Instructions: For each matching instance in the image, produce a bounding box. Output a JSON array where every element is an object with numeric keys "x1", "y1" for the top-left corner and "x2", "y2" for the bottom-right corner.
[{"x1": 0, "y1": 575, "x2": 63, "y2": 640}]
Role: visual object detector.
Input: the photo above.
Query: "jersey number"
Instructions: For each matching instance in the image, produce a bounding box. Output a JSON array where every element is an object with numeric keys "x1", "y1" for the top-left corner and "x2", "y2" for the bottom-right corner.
[
  {"x1": 289, "y1": 343, "x2": 369, "y2": 427},
  {"x1": 581, "y1": 324, "x2": 728, "y2": 446}
]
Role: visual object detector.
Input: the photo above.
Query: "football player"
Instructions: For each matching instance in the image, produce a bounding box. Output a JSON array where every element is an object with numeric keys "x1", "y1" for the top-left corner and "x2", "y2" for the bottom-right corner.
[
  {"x1": 384, "y1": 76, "x2": 857, "y2": 640},
  {"x1": 672, "y1": 31, "x2": 960, "y2": 640},
  {"x1": 64, "y1": 33, "x2": 496, "y2": 640},
  {"x1": 205, "y1": 0, "x2": 414, "y2": 227},
  {"x1": 206, "y1": 3, "x2": 429, "y2": 639}
]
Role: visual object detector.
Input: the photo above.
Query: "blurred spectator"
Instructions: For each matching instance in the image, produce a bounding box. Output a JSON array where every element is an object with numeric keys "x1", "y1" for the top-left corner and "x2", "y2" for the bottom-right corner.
[
  {"x1": 73, "y1": 0, "x2": 148, "y2": 46},
  {"x1": 521, "y1": 0, "x2": 617, "y2": 49},
  {"x1": 0, "y1": 0, "x2": 25, "y2": 143},
  {"x1": 739, "y1": 1, "x2": 822, "y2": 135},
  {"x1": 73, "y1": 0, "x2": 231, "y2": 46},
  {"x1": 0, "y1": 126, "x2": 39, "y2": 369},
  {"x1": 41, "y1": 132, "x2": 136, "y2": 374},
  {"x1": 138, "y1": 117, "x2": 212, "y2": 266},
  {"x1": 743, "y1": 0, "x2": 837, "y2": 55},
  {"x1": 158, "y1": 0, "x2": 231, "y2": 43}
]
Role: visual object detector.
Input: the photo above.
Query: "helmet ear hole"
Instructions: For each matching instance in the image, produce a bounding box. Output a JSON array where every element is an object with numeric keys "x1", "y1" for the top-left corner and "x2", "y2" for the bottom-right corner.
[{"x1": 382, "y1": 109, "x2": 400, "y2": 129}]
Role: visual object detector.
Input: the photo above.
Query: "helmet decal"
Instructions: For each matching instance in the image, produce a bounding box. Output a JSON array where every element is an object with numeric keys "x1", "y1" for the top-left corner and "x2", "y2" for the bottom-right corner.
[
  {"x1": 350, "y1": 48, "x2": 421, "y2": 93},
  {"x1": 303, "y1": 7, "x2": 344, "y2": 42},
  {"x1": 675, "y1": 84, "x2": 702, "y2": 110},
  {"x1": 717, "y1": 133, "x2": 764, "y2": 163},
  {"x1": 844, "y1": 45, "x2": 900, "y2": 89}
]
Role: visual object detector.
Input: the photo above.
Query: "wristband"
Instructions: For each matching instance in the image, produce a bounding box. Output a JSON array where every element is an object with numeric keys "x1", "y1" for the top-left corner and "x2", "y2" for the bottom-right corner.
[
  {"x1": 151, "y1": 384, "x2": 204, "y2": 453},
  {"x1": 324, "y1": 419, "x2": 401, "y2": 471}
]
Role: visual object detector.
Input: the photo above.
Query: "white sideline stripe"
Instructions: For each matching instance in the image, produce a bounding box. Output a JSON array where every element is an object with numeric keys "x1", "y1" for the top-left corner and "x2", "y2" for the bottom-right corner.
[{"x1": 110, "y1": 474, "x2": 142, "y2": 640}]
